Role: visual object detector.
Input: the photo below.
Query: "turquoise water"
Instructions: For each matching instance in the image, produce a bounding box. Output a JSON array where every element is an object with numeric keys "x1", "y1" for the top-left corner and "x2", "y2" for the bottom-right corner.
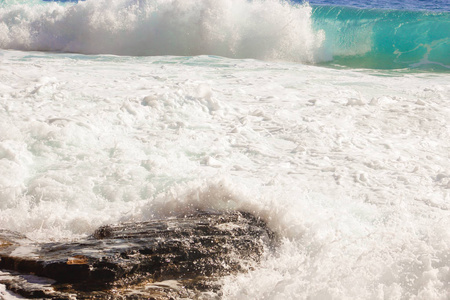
[{"x1": 312, "y1": 6, "x2": 450, "y2": 70}]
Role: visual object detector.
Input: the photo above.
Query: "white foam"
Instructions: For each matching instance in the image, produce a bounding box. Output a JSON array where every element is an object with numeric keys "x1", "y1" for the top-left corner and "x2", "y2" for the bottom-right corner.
[
  {"x1": 0, "y1": 50, "x2": 449, "y2": 298},
  {"x1": 0, "y1": 0, "x2": 326, "y2": 63}
]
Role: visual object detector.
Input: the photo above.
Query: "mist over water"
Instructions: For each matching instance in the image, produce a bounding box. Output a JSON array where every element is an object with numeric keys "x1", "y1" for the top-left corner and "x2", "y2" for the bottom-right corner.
[{"x1": 0, "y1": 0, "x2": 325, "y2": 62}]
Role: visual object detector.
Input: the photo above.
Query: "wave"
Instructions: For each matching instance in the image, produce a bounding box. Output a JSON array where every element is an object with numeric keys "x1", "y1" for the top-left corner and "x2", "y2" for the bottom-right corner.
[
  {"x1": 0, "y1": 0, "x2": 448, "y2": 70},
  {"x1": 0, "y1": 0, "x2": 324, "y2": 63},
  {"x1": 312, "y1": 5, "x2": 450, "y2": 70}
]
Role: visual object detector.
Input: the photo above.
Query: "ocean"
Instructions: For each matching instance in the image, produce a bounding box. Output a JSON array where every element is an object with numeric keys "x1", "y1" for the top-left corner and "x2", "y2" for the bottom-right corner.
[{"x1": 0, "y1": 0, "x2": 449, "y2": 298}]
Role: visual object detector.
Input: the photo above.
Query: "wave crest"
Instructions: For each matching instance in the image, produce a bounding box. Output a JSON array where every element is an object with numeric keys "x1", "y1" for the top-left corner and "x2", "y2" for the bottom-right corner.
[{"x1": 0, "y1": 0, "x2": 326, "y2": 62}]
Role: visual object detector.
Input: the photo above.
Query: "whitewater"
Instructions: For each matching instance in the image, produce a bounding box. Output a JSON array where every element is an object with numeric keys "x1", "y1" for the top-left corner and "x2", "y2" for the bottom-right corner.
[{"x1": 0, "y1": 0, "x2": 449, "y2": 299}]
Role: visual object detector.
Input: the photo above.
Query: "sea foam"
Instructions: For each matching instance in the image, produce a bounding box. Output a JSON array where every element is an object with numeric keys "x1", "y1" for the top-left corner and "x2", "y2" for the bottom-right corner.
[
  {"x1": 1, "y1": 46, "x2": 450, "y2": 299},
  {"x1": 0, "y1": 0, "x2": 326, "y2": 62}
]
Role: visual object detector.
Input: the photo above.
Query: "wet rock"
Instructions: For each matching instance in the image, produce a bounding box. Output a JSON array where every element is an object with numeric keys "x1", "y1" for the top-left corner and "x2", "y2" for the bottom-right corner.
[{"x1": 0, "y1": 211, "x2": 274, "y2": 299}]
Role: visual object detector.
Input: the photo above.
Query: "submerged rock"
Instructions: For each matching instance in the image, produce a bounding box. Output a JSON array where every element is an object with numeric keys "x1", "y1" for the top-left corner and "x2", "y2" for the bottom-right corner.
[{"x1": 0, "y1": 211, "x2": 274, "y2": 299}]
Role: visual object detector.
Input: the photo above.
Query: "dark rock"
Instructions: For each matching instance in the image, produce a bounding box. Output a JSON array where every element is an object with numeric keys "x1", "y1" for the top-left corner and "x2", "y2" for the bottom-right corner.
[{"x1": 0, "y1": 211, "x2": 275, "y2": 299}]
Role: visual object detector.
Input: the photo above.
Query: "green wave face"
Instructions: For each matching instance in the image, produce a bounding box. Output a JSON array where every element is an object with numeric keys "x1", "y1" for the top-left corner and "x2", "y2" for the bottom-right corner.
[{"x1": 312, "y1": 6, "x2": 450, "y2": 71}]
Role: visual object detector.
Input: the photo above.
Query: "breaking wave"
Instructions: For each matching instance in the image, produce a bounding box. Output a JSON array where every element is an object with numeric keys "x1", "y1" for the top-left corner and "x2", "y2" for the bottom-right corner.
[
  {"x1": 0, "y1": 0, "x2": 325, "y2": 63},
  {"x1": 0, "y1": 0, "x2": 448, "y2": 69}
]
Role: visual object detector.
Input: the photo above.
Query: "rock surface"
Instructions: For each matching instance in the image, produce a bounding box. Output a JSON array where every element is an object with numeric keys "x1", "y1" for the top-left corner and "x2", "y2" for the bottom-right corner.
[{"x1": 0, "y1": 211, "x2": 274, "y2": 299}]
